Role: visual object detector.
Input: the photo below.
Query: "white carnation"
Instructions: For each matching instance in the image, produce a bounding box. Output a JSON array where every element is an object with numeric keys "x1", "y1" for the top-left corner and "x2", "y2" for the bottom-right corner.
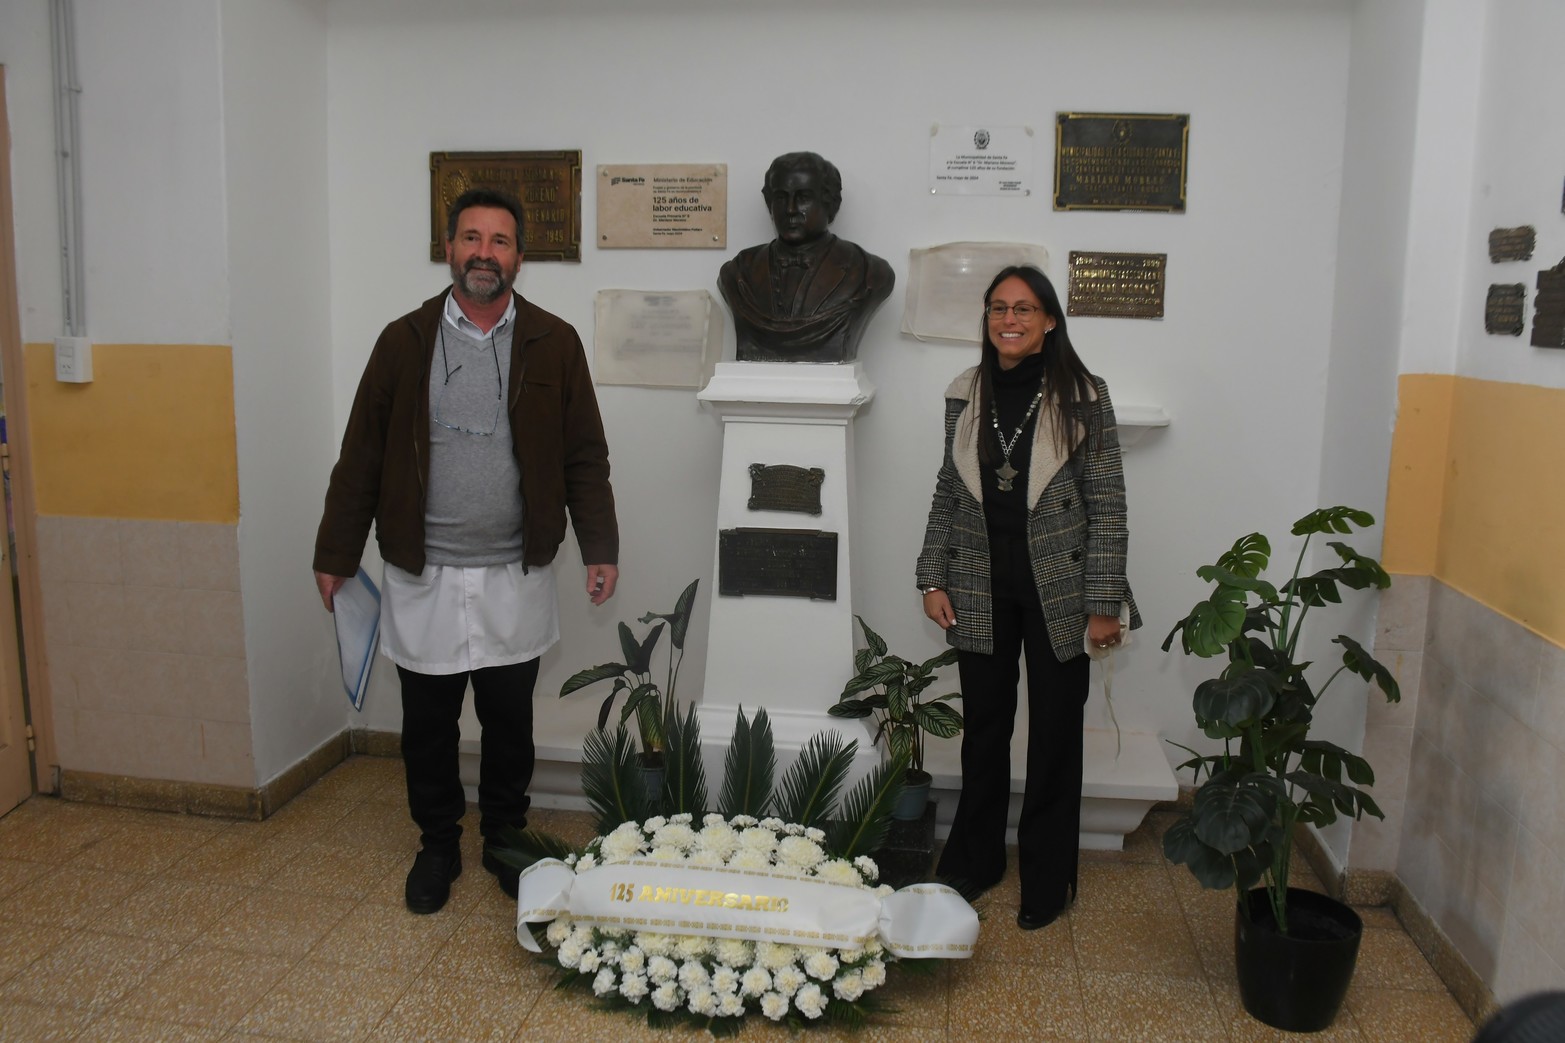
[
  {"x1": 676, "y1": 934, "x2": 712, "y2": 960},
  {"x1": 652, "y1": 822, "x2": 697, "y2": 851},
  {"x1": 794, "y1": 982, "x2": 826, "y2": 1018},
  {"x1": 670, "y1": 813, "x2": 694, "y2": 824},
  {"x1": 545, "y1": 919, "x2": 572, "y2": 946},
  {"x1": 619, "y1": 947, "x2": 646, "y2": 974},
  {"x1": 740, "y1": 965, "x2": 772, "y2": 997},
  {"x1": 738, "y1": 827, "x2": 777, "y2": 854},
  {"x1": 619, "y1": 972, "x2": 649, "y2": 1003},
  {"x1": 760, "y1": 991, "x2": 789, "y2": 1020},
  {"x1": 726, "y1": 847, "x2": 772, "y2": 871},
  {"x1": 718, "y1": 993, "x2": 745, "y2": 1017},
  {"x1": 696, "y1": 822, "x2": 740, "y2": 860},
  {"x1": 686, "y1": 985, "x2": 718, "y2": 1017},
  {"x1": 642, "y1": 815, "x2": 668, "y2": 832},
  {"x1": 778, "y1": 835, "x2": 825, "y2": 870},
  {"x1": 802, "y1": 949, "x2": 839, "y2": 980},
  {"x1": 646, "y1": 955, "x2": 678, "y2": 983},
  {"x1": 637, "y1": 933, "x2": 675, "y2": 957},
  {"x1": 557, "y1": 941, "x2": 584, "y2": 969},
  {"x1": 651, "y1": 982, "x2": 682, "y2": 1012},
  {"x1": 874, "y1": 884, "x2": 894, "y2": 899},
  {"x1": 592, "y1": 968, "x2": 616, "y2": 996},
  {"x1": 862, "y1": 960, "x2": 886, "y2": 987},
  {"x1": 711, "y1": 965, "x2": 741, "y2": 996},
  {"x1": 864, "y1": 939, "x2": 885, "y2": 958},
  {"x1": 756, "y1": 942, "x2": 798, "y2": 970},
  {"x1": 677, "y1": 960, "x2": 710, "y2": 991},
  {"x1": 781, "y1": 822, "x2": 804, "y2": 836},
  {"x1": 814, "y1": 858, "x2": 862, "y2": 886},
  {"x1": 853, "y1": 855, "x2": 879, "y2": 882},
  {"x1": 648, "y1": 844, "x2": 687, "y2": 863},
  {"x1": 703, "y1": 812, "x2": 727, "y2": 827},
  {"x1": 601, "y1": 825, "x2": 644, "y2": 861},
  {"x1": 576, "y1": 852, "x2": 598, "y2": 871},
  {"x1": 804, "y1": 826, "x2": 826, "y2": 843},
  {"x1": 773, "y1": 964, "x2": 806, "y2": 996},
  {"x1": 832, "y1": 970, "x2": 865, "y2": 1002},
  {"x1": 684, "y1": 847, "x2": 723, "y2": 867},
  {"x1": 578, "y1": 949, "x2": 602, "y2": 974},
  {"x1": 714, "y1": 939, "x2": 753, "y2": 968},
  {"x1": 564, "y1": 852, "x2": 578, "y2": 866},
  {"x1": 729, "y1": 814, "x2": 758, "y2": 828},
  {"x1": 758, "y1": 817, "x2": 785, "y2": 831}
]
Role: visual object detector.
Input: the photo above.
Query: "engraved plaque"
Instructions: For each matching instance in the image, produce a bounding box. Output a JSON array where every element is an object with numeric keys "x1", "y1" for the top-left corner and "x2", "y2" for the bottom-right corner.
[
  {"x1": 718, "y1": 528, "x2": 838, "y2": 600},
  {"x1": 1054, "y1": 113, "x2": 1189, "y2": 212},
  {"x1": 1488, "y1": 226, "x2": 1536, "y2": 263},
  {"x1": 430, "y1": 151, "x2": 582, "y2": 262},
  {"x1": 1067, "y1": 251, "x2": 1167, "y2": 319},
  {"x1": 597, "y1": 164, "x2": 728, "y2": 249},
  {"x1": 747, "y1": 464, "x2": 824, "y2": 515},
  {"x1": 1485, "y1": 284, "x2": 1526, "y2": 336},
  {"x1": 1531, "y1": 258, "x2": 1565, "y2": 349}
]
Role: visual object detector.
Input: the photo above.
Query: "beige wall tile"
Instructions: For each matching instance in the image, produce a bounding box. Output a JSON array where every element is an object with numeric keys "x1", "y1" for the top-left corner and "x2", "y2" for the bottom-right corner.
[
  {"x1": 195, "y1": 720, "x2": 256, "y2": 788},
  {"x1": 182, "y1": 589, "x2": 246, "y2": 660},
  {"x1": 1430, "y1": 581, "x2": 1542, "y2": 723},
  {"x1": 53, "y1": 516, "x2": 123, "y2": 585},
  {"x1": 119, "y1": 519, "x2": 182, "y2": 588},
  {"x1": 1371, "y1": 649, "x2": 1421, "y2": 726},
  {"x1": 1469, "y1": 793, "x2": 1519, "y2": 905},
  {"x1": 1473, "y1": 697, "x2": 1531, "y2": 818},
  {"x1": 1493, "y1": 910, "x2": 1565, "y2": 1004},
  {"x1": 70, "y1": 709, "x2": 201, "y2": 780},
  {"x1": 64, "y1": 581, "x2": 130, "y2": 650},
  {"x1": 1516, "y1": 735, "x2": 1565, "y2": 860},
  {"x1": 1509, "y1": 827, "x2": 1565, "y2": 971},
  {"x1": 1534, "y1": 640, "x2": 1565, "y2": 753},
  {"x1": 33, "y1": 514, "x2": 66, "y2": 584},
  {"x1": 1364, "y1": 723, "x2": 1413, "y2": 803},
  {"x1": 1351, "y1": 795, "x2": 1403, "y2": 871},
  {"x1": 1443, "y1": 879, "x2": 1504, "y2": 986},
  {"x1": 71, "y1": 648, "x2": 153, "y2": 714},
  {"x1": 124, "y1": 585, "x2": 187, "y2": 656},
  {"x1": 1377, "y1": 574, "x2": 1430, "y2": 651},
  {"x1": 177, "y1": 522, "x2": 240, "y2": 592}
]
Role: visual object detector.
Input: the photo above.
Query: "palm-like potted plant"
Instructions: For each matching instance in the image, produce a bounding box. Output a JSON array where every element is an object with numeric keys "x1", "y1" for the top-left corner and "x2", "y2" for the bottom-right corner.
[
  {"x1": 828, "y1": 616, "x2": 963, "y2": 820},
  {"x1": 560, "y1": 579, "x2": 699, "y2": 776},
  {"x1": 1161, "y1": 506, "x2": 1400, "y2": 1032}
]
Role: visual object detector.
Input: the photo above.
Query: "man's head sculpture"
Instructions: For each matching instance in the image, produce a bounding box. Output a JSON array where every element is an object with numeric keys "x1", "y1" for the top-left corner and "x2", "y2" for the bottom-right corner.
[{"x1": 718, "y1": 151, "x2": 894, "y2": 364}]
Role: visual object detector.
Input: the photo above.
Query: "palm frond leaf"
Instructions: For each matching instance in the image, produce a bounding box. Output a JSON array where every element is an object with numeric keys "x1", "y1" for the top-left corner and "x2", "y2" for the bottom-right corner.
[
  {"x1": 774, "y1": 731, "x2": 856, "y2": 829},
  {"x1": 662, "y1": 700, "x2": 709, "y2": 818},
  {"x1": 581, "y1": 724, "x2": 642, "y2": 834},
  {"x1": 827, "y1": 751, "x2": 907, "y2": 859},
  {"x1": 487, "y1": 825, "x2": 578, "y2": 872},
  {"x1": 717, "y1": 707, "x2": 776, "y2": 818}
]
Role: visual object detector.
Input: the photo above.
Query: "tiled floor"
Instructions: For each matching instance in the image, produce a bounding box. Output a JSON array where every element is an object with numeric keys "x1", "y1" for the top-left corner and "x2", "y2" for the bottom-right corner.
[{"x1": 0, "y1": 756, "x2": 1477, "y2": 1041}]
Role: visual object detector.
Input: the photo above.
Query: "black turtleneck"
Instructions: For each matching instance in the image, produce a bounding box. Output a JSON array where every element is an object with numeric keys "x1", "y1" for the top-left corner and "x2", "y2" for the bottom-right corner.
[{"x1": 980, "y1": 352, "x2": 1047, "y2": 539}]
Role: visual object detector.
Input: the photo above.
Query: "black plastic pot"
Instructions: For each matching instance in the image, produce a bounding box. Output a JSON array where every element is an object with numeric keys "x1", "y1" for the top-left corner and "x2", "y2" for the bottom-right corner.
[{"x1": 1234, "y1": 887, "x2": 1363, "y2": 1033}]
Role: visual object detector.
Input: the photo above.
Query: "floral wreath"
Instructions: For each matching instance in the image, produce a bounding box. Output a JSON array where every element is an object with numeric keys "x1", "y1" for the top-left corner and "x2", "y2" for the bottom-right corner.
[{"x1": 498, "y1": 706, "x2": 978, "y2": 1036}]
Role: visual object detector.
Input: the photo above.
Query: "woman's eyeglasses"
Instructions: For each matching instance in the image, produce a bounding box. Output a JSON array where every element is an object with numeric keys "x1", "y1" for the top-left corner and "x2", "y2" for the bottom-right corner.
[{"x1": 985, "y1": 303, "x2": 1042, "y2": 320}]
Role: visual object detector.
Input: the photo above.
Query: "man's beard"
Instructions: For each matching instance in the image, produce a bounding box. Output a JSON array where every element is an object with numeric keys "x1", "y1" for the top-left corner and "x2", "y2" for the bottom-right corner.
[{"x1": 453, "y1": 258, "x2": 511, "y2": 304}]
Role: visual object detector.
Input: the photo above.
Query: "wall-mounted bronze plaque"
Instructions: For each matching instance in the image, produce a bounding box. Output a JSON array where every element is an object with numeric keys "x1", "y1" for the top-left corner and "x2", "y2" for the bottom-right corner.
[
  {"x1": 1488, "y1": 226, "x2": 1536, "y2": 263},
  {"x1": 718, "y1": 528, "x2": 837, "y2": 600},
  {"x1": 747, "y1": 464, "x2": 824, "y2": 515},
  {"x1": 1054, "y1": 113, "x2": 1189, "y2": 212},
  {"x1": 429, "y1": 150, "x2": 583, "y2": 262},
  {"x1": 1531, "y1": 258, "x2": 1565, "y2": 349},
  {"x1": 1485, "y1": 284, "x2": 1526, "y2": 336},
  {"x1": 1067, "y1": 251, "x2": 1167, "y2": 319}
]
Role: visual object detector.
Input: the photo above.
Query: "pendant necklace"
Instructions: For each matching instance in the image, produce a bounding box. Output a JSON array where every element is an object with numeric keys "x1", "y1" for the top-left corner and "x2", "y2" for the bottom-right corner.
[{"x1": 990, "y1": 383, "x2": 1046, "y2": 492}]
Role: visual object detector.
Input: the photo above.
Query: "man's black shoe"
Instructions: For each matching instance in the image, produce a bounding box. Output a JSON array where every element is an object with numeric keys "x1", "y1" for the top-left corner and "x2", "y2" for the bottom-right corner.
[
  {"x1": 482, "y1": 848, "x2": 521, "y2": 900},
  {"x1": 1016, "y1": 906, "x2": 1062, "y2": 931},
  {"x1": 404, "y1": 847, "x2": 461, "y2": 914}
]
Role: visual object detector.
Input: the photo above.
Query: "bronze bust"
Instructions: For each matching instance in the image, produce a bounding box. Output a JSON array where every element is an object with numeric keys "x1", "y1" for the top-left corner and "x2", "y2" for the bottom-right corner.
[{"x1": 719, "y1": 152, "x2": 895, "y2": 364}]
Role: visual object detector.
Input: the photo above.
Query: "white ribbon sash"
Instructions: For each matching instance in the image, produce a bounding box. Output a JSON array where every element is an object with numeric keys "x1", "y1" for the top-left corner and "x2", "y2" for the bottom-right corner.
[{"x1": 515, "y1": 857, "x2": 978, "y2": 960}]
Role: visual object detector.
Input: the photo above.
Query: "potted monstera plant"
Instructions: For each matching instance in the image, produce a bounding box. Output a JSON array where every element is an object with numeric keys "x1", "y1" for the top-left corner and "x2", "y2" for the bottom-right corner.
[
  {"x1": 560, "y1": 579, "x2": 700, "y2": 790},
  {"x1": 1161, "y1": 506, "x2": 1401, "y2": 1032},
  {"x1": 829, "y1": 616, "x2": 963, "y2": 821}
]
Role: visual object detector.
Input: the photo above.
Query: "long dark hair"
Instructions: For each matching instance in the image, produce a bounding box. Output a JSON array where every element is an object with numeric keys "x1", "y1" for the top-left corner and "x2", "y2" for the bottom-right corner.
[{"x1": 971, "y1": 265, "x2": 1096, "y2": 466}]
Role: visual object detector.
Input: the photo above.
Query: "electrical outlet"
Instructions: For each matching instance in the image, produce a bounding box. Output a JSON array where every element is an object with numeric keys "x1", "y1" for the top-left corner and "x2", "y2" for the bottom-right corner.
[{"x1": 54, "y1": 337, "x2": 93, "y2": 383}]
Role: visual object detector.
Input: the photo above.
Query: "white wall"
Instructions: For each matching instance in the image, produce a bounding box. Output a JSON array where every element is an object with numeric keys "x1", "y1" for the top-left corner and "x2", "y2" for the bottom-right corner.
[
  {"x1": 326, "y1": 0, "x2": 1360, "y2": 761},
  {"x1": 0, "y1": 0, "x2": 65, "y2": 342},
  {"x1": 222, "y1": 0, "x2": 342, "y2": 782},
  {"x1": 1456, "y1": 0, "x2": 1565, "y2": 387}
]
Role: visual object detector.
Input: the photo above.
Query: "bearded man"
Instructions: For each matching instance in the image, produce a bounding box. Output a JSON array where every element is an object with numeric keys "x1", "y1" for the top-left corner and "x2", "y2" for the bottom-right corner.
[{"x1": 313, "y1": 188, "x2": 619, "y2": 914}]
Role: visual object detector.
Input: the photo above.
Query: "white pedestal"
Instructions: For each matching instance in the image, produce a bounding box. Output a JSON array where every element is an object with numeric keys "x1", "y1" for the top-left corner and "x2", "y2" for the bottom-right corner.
[{"x1": 694, "y1": 362, "x2": 880, "y2": 783}]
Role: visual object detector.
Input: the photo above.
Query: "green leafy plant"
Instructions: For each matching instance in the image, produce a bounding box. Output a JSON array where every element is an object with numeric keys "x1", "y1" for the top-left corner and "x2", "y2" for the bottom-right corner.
[
  {"x1": 828, "y1": 617, "x2": 963, "y2": 781},
  {"x1": 560, "y1": 579, "x2": 699, "y2": 769},
  {"x1": 1161, "y1": 506, "x2": 1401, "y2": 934}
]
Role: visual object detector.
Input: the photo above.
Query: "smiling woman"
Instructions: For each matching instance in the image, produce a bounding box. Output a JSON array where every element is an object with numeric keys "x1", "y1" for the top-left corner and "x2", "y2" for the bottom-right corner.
[{"x1": 915, "y1": 264, "x2": 1141, "y2": 931}]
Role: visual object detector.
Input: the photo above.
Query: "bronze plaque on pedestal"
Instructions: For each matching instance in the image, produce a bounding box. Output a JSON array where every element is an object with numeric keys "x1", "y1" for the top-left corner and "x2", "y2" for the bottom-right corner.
[
  {"x1": 1485, "y1": 284, "x2": 1526, "y2": 336},
  {"x1": 747, "y1": 464, "x2": 824, "y2": 515},
  {"x1": 1488, "y1": 226, "x2": 1536, "y2": 263},
  {"x1": 1067, "y1": 251, "x2": 1167, "y2": 319},
  {"x1": 1532, "y1": 259, "x2": 1565, "y2": 349},
  {"x1": 1054, "y1": 113, "x2": 1189, "y2": 212},
  {"x1": 429, "y1": 151, "x2": 583, "y2": 262},
  {"x1": 718, "y1": 528, "x2": 837, "y2": 600}
]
